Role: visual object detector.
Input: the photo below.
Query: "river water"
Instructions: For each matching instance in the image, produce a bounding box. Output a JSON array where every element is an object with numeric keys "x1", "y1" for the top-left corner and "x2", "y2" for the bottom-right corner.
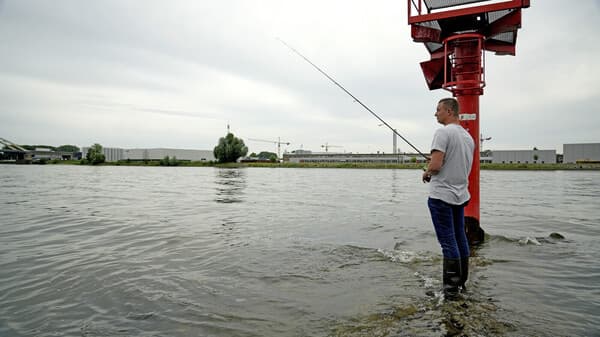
[{"x1": 1, "y1": 165, "x2": 598, "y2": 337}]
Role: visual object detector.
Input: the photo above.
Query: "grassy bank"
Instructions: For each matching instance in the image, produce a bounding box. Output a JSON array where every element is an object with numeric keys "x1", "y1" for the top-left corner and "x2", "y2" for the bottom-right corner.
[
  {"x1": 22, "y1": 160, "x2": 600, "y2": 170},
  {"x1": 480, "y1": 163, "x2": 600, "y2": 170},
  {"x1": 207, "y1": 162, "x2": 600, "y2": 170},
  {"x1": 246, "y1": 162, "x2": 600, "y2": 170}
]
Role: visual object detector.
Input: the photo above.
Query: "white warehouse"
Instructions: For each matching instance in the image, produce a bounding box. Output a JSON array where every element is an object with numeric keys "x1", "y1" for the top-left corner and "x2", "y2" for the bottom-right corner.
[
  {"x1": 81, "y1": 147, "x2": 215, "y2": 162},
  {"x1": 81, "y1": 147, "x2": 124, "y2": 162},
  {"x1": 563, "y1": 143, "x2": 600, "y2": 163},
  {"x1": 491, "y1": 150, "x2": 556, "y2": 164},
  {"x1": 283, "y1": 152, "x2": 427, "y2": 164},
  {"x1": 123, "y1": 148, "x2": 214, "y2": 162}
]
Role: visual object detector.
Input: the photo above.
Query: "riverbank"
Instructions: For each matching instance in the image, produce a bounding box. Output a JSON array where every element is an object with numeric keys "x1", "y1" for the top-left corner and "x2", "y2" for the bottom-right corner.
[{"x1": 5, "y1": 160, "x2": 600, "y2": 170}]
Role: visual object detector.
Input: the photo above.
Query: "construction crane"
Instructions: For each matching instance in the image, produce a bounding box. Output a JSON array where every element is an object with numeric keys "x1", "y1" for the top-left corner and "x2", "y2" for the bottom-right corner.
[
  {"x1": 247, "y1": 137, "x2": 290, "y2": 159},
  {"x1": 480, "y1": 133, "x2": 492, "y2": 149},
  {"x1": 321, "y1": 143, "x2": 343, "y2": 153}
]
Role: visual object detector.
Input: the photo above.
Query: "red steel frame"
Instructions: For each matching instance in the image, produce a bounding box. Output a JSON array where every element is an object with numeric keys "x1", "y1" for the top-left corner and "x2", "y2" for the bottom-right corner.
[{"x1": 408, "y1": 0, "x2": 530, "y2": 24}]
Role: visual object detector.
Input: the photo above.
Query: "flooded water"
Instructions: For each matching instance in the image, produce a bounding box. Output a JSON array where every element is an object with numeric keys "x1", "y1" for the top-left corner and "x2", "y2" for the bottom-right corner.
[{"x1": 1, "y1": 165, "x2": 598, "y2": 336}]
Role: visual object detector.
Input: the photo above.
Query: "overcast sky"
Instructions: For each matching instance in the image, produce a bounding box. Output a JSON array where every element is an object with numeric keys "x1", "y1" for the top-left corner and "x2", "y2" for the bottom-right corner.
[{"x1": 1, "y1": 1, "x2": 599, "y2": 155}]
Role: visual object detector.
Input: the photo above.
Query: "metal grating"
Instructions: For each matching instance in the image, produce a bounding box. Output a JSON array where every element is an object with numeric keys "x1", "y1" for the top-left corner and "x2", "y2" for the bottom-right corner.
[
  {"x1": 487, "y1": 9, "x2": 512, "y2": 23},
  {"x1": 417, "y1": 20, "x2": 442, "y2": 30},
  {"x1": 425, "y1": 42, "x2": 444, "y2": 53},
  {"x1": 423, "y1": 0, "x2": 491, "y2": 10},
  {"x1": 489, "y1": 31, "x2": 514, "y2": 43}
]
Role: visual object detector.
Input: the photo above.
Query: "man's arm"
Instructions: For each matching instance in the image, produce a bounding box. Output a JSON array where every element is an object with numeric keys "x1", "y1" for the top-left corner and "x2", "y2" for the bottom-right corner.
[{"x1": 422, "y1": 150, "x2": 445, "y2": 182}]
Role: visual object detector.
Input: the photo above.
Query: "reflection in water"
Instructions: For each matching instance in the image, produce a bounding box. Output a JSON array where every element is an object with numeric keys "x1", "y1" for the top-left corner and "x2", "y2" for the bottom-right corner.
[
  {"x1": 214, "y1": 168, "x2": 247, "y2": 203},
  {"x1": 390, "y1": 169, "x2": 399, "y2": 199}
]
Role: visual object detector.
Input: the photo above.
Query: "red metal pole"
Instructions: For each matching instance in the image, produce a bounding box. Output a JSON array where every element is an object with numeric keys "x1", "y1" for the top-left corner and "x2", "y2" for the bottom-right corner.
[
  {"x1": 458, "y1": 95, "x2": 480, "y2": 234},
  {"x1": 450, "y1": 36, "x2": 484, "y2": 245}
]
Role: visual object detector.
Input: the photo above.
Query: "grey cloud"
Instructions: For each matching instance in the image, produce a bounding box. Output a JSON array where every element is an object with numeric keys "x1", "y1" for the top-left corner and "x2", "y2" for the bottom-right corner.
[
  {"x1": 0, "y1": 1, "x2": 598, "y2": 153},
  {"x1": 77, "y1": 100, "x2": 224, "y2": 121}
]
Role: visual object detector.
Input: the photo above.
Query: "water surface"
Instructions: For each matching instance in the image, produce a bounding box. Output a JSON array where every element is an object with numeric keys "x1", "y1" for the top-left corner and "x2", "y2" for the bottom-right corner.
[{"x1": 1, "y1": 165, "x2": 598, "y2": 336}]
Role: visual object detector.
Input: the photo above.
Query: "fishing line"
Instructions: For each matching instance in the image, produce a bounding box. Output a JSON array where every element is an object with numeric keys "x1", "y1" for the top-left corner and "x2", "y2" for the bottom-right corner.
[{"x1": 277, "y1": 37, "x2": 429, "y2": 160}]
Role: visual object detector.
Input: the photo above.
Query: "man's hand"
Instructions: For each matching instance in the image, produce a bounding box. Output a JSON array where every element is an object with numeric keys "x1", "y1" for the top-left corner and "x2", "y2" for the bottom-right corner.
[
  {"x1": 423, "y1": 150, "x2": 444, "y2": 184},
  {"x1": 422, "y1": 170, "x2": 431, "y2": 183}
]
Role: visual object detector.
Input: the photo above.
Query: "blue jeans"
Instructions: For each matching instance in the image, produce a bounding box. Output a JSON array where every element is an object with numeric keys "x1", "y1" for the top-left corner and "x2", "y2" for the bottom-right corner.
[{"x1": 427, "y1": 197, "x2": 470, "y2": 259}]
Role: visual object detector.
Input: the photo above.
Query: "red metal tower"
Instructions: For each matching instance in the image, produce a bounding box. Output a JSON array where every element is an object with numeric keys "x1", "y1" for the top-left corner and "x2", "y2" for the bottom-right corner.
[{"x1": 408, "y1": 0, "x2": 529, "y2": 245}]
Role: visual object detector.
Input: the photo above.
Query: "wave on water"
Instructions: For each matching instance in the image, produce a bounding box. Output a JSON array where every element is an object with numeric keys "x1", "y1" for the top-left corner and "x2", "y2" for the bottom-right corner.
[
  {"x1": 377, "y1": 248, "x2": 437, "y2": 264},
  {"x1": 518, "y1": 236, "x2": 541, "y2": 245},
  {"x1": 488, "y1": 232, "x2": 568, "y2": 246}
]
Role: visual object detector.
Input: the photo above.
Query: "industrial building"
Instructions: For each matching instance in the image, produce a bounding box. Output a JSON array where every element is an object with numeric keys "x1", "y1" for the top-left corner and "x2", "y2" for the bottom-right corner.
[
  {"x1": 284, "y1": 149, "x2": 562, "y2": 165},
  {"x1": 81, "y1": 147, "x2": 215, "y2": 162},
  {"x1": 563, "y1": 143, "x2": 600, "y2": 163},
  {"x1": 491, "y1": 150, "x2": 556, "y2": 164},
  {"x1": 283, "y1": 152, "x2": 427, "y2": 164},
  {"x1": 122, "y1": 148, "x2": 214, "y2": 162}
]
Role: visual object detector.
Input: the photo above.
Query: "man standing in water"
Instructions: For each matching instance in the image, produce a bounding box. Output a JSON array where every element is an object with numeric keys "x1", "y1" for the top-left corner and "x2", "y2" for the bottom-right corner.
[{"x1": 422, "y1": 98, "x2": 475, "y2": 298}]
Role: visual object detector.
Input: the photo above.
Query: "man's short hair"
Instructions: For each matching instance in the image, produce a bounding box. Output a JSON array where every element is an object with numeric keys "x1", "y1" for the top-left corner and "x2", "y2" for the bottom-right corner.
[{"x1": 439, "y1": 98, "x2": 460, "y2": 116}]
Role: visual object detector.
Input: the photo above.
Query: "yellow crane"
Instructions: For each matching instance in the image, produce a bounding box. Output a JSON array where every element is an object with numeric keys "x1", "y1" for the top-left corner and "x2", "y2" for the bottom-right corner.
[
  {"x1": 321, "y1": 143, "x2": 343, "y2": 153},
  {"x1": 248, "y1": 137, "x2": 291, "y2": 159}
]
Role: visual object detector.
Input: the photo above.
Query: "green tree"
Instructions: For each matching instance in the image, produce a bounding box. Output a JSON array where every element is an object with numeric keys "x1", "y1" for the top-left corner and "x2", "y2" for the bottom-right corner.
[
  {"x1": 160, "y1": 156, "x2": 179, "y2": 166},
  {"x1": 257, "y1": 151, "x2": 277, "y2": 162},
  {"x1": 213, "y1": 133, "x2": 248, "y2": 163},
  {"x1": 22, "y1": 145, "x2": 56, "y2": 151},
  {"x1": 86, "y1": 143, "x2": 106, "y2": 165},
  {"x1": 56, "y1": 145, "x2": 80, "y2": 152}
]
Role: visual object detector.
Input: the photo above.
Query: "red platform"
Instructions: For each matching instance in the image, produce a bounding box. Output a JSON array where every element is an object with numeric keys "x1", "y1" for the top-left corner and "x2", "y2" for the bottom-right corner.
[{"x1": 409, "y1": 0, "x2": 529, "y2": 89}]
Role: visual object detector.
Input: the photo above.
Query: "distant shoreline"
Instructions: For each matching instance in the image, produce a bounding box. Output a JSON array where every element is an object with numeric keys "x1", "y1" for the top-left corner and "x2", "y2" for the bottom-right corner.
[{"x1": 2, "y1": 160, "x2": 600, "y2": 170}]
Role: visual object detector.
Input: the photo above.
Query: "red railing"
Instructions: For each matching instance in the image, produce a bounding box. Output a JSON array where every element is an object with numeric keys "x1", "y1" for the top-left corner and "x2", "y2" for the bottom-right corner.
[{"x1": 442, "y1": 34, "x2": 485, "y2": 94}]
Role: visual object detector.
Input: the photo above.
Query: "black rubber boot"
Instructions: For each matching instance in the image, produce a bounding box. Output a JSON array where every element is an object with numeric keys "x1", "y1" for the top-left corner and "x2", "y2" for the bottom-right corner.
[
  {"x1": 459, "y1": 257, "x2": 469, "y2": 292},
  {"x1": 443, "y1": 258, "x2": 461, "y2": 299}
]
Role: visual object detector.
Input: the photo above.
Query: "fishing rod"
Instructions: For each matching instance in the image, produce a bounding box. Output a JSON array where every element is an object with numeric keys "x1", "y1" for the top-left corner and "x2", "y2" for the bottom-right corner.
[{"x1": 277, "y1": 38, "x2": 429, "y2": 160}]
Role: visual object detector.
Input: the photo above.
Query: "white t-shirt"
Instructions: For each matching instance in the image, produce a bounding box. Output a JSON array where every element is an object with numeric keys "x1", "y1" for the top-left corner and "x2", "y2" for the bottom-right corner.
[{"x1": 429, "y1": 123, "x2": 475, "y2": 205}]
